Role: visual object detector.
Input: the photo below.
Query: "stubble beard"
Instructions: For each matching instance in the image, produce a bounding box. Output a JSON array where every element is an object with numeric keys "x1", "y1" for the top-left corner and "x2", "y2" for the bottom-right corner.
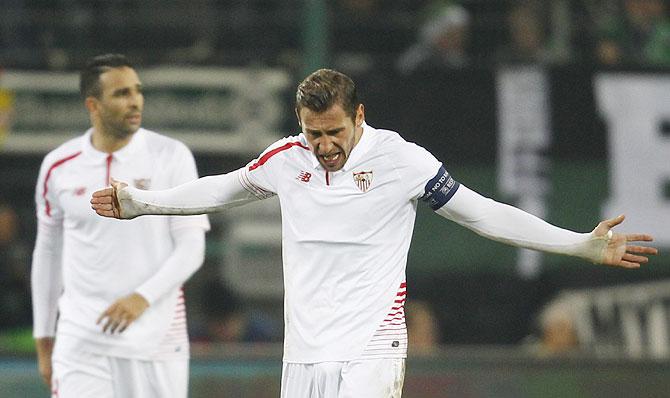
[{"x1": 103, "y1": 118, "x2": 139, "y2": 141}]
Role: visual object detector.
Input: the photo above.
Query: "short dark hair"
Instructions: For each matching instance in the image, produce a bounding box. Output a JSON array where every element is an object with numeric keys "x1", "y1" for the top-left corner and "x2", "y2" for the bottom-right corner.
[
  {"x1": 295, "y1": 69, "x2": 359, "y2": 121},
  {"x1": 79, "y1": 54, "x2": 133, "y2": 98}
]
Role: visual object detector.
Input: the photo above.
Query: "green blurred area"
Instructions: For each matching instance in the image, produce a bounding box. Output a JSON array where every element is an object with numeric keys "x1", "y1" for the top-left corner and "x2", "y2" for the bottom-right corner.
[{"x1": 0, "y1": 328, "x2": 34, "y2": 354}]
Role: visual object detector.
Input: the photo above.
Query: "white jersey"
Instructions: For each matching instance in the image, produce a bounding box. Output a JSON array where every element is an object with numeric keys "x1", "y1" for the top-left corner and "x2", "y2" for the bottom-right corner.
[
  {"x1": 240, "y1": 123, "x2": 455, "y2": 363},
  {"x1": 32, "y1": 128, "x2": 209, "y2": 360}
]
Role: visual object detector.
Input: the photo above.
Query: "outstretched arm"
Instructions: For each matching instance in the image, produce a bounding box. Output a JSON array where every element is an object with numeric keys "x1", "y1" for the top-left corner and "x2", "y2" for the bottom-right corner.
[
  {"x1": 90, "y1": 168, "x2": 261, "y2": 219},
  {"x1": 437, "y1": 185, "x2": 657, "y2": 267}
]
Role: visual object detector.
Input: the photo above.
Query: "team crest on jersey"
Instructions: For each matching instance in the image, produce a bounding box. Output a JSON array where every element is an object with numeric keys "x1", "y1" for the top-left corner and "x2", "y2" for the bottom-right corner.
[
  {"x1": 352, "y1": 170, "x2": 373, "y2": 192},
  {"x1": 133, "y1": 178, "x2": 151, "y2": 190}
]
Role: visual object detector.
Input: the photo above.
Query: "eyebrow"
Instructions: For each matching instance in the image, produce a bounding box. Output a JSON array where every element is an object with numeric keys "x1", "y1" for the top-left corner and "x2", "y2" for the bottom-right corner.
[
  {"x1": 112, "y1": 83, "x2": 142, "y2": 96},
  {"x1": 306, "y1": 127, "x2": 345, "y2": 135}
]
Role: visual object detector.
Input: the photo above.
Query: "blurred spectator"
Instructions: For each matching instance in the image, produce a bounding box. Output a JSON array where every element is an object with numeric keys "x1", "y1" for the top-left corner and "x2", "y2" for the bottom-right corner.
[
  {"x1": 396, "y1": 3, "x2": 471, "y2": 74},
  {"x1": 0, "y1": 203, "x2": 31, "y2": 330},
  {"x1": 196, "y1": 281, "x2": 281, "y2": 343},
  {"x1": 406, "y1": 299, "x2": 440, "y2": 354},
  {"x1": 495, "y1": 1, "x2": 554, "y2": 65},
  {"x1": 332, "y1": 0, "x2": 434, "y2": 76},
  {"x1": 590, "y1": 0, "x2": 670, "y2": 66},
  {"x1": 526, "y1": 295, "x2": 581, "y2": 356}
]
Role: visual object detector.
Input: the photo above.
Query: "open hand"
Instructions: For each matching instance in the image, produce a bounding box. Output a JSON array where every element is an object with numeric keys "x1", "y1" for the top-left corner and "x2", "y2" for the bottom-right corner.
[
  {"x1": 593, "y1": 215, "x2": 658, "y2": 268},
  {"x1": 97, "y1": 292, "x2": 149, "y2": 334}
]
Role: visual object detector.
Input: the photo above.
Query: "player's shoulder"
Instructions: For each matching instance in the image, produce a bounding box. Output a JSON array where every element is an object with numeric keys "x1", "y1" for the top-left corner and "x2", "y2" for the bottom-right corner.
[
  {"x1": 371, "y1": 127, "x2": 404, "y2": 147},
  {"x1": 369, "y1": 125, "x2": 429, "y2": 157},
  {"x1": 140, "y1": 128, "x2": 192, "y2": 156},
  {"x1": 246, "y1": 133, "x2": 310, "y2": 172},
  {"x1": 366, "y1": 125, "x2": 439, "y2": 174},
  {"x1": 257, "y1": 133, "x2": 310, "y2": 159},
  {"x1": 41, "y1": 134, "x2": 86, "y2": 167},
  {"x1": 263, "y1": 133, "x2": 308, "y2": 151}
]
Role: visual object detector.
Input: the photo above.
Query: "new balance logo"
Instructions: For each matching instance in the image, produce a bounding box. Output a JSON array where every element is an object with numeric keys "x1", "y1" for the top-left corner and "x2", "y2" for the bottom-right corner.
[
  {"x1": 73, "y1": 187, "x2": 86, "y2": 196},
  {"x1": 297, "y1": 171, "x2": 312, "y2": 183}
]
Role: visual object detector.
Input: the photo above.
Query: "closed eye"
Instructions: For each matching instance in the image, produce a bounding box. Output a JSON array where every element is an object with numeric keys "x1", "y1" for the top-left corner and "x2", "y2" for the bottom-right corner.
[{"x1": 306, "y1": 127, "x2": 345, "y2": 137}]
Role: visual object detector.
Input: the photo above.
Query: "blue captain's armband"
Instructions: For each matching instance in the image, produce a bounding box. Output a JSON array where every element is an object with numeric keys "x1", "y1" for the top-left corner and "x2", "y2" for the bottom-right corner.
[{"x1": 420, "y1": 166, "x2": 460, "y2": 210}]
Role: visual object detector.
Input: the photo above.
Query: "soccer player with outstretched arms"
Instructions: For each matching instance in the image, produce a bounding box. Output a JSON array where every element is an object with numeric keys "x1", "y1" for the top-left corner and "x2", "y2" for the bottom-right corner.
[{"x1": 91, "y1": 68, "x2": 656, "y2": 398}]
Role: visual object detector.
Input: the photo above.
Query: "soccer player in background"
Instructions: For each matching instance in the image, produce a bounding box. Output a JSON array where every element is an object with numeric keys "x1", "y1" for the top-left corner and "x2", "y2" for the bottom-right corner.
[
  {"x1": 32, "y1": 54, "x2": 209, "y2": 397},
  {"x1": 91, "y1": 68, "x2": 657, "y2": 397}
]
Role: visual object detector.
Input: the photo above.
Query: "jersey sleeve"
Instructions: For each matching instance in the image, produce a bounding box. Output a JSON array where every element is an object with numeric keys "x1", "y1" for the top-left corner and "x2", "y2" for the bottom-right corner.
[
  {"x1": 32, "y1": 154, "x2": 65, "y2": 337},
  {"x1": 35, "y1": 154, "x2": 65, "y2": 226},
  {"x1": 31, "y1": 220, "x2": 63, "y2": 337},
  {"x1": 391, "y1": 139, "x2": 460, "y2": 209},
  {"x1": 167, "y1": 143, "x2": 210, "y2": 232},
  {"x1": 238, "y1": 136, "x2": 298, "y2": 199},
  {"x1": 435, "y1": 185, "x2": 607, "y2": 263}
]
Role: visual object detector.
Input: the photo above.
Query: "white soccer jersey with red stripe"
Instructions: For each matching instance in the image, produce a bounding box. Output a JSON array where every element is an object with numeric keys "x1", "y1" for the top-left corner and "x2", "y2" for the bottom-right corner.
[
  {"x1": 33, "y1": 128, "x2": 209, "y2": 359},
  {"x1": 240, "y1": 122, "x2": 445, "y2": 363}
]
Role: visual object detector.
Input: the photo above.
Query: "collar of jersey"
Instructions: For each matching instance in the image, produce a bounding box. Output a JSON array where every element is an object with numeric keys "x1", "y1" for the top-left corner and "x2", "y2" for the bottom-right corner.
[{"x1": 81, "y1": 128, "x2": 146, "y2": 162}]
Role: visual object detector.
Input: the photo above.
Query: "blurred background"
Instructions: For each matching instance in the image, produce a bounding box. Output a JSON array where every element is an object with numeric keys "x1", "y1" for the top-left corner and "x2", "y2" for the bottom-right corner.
[{"x1": 1, "y1": 0, "x2": 670, "y2": 397}]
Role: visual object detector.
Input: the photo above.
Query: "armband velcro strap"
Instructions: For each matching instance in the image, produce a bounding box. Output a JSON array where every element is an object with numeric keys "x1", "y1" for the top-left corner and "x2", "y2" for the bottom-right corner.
[{"x1": 420, "y1": 166, "x2": 460, "y2": 210}]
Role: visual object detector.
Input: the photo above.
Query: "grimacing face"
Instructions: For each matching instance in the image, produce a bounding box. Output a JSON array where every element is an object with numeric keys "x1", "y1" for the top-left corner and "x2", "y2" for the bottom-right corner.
[
  {"x1": 92, "y1": 66, "x2": 144, "y2": 139},
  {"x1": 298, "y1": 103, "x2": 364, "y2": 172}
]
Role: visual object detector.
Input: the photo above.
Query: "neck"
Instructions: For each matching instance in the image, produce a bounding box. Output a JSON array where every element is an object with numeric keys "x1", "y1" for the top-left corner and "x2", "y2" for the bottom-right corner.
[
  {"x1": 91, "y1": 128, "x2": 134, "y2": 153},
  {"x1": 353, "y1": 124, "x2": 364, "y2": 146}
]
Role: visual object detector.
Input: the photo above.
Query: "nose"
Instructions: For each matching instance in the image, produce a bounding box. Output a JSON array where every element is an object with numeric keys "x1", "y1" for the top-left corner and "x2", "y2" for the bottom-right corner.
[
  {"x1": 318, "y1": 136, "x2": 335, "y2": 154},
  {"x1": 128, "y1": 90, "x2": 143, "y2": 110}
]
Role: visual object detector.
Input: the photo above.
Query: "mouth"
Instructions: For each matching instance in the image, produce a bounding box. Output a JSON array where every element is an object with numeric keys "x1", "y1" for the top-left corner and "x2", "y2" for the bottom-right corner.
[
  {"x1": 318, "y1": 152, "x2": 344, "y2": 170},
  {"x1": 322, "y1": 153, "x2": 340, "y2": 162},
  {"x1": 126, "y1": 113, "x2": 141, "y2": 124}
]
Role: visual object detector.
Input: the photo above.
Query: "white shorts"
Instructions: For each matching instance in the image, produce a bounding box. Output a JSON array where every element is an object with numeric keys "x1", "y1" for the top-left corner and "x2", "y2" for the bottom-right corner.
[
  {"x1": 51, "y1": 336, "x2": 188, "y2": 398},
  {"x1": 281, "y1": 358, "x2": 405, "y2": 398}
]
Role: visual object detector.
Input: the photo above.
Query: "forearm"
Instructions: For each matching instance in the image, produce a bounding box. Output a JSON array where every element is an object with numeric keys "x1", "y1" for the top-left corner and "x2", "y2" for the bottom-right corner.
[
  {"x1": 118, "y1": 169, "x2": 258, "y2": 218},
  {"x1": 35, "y1": 337, "x2": 54, "y2": 358},
  {"x1": 436, "y1": 185, "x2": 609, "y2": 263},
  {"x1": 134, "y1": 227, "x2": 206, "y2": 304},
  {"x1": 31, "y1": 221, "x2": 64, "y2": 338}
]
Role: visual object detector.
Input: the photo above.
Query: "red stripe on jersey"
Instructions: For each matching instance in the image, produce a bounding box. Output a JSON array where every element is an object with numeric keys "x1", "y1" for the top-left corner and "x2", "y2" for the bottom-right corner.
[
  {"x1": 248, "y1": 141, "x2": 309, "y2": 171},
  {"x1": 43, "y1": 151, "x2": 82, "y2": 216},
  {"x1": 375, "y1": 327, "x2": 407, "y2": 332}
]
